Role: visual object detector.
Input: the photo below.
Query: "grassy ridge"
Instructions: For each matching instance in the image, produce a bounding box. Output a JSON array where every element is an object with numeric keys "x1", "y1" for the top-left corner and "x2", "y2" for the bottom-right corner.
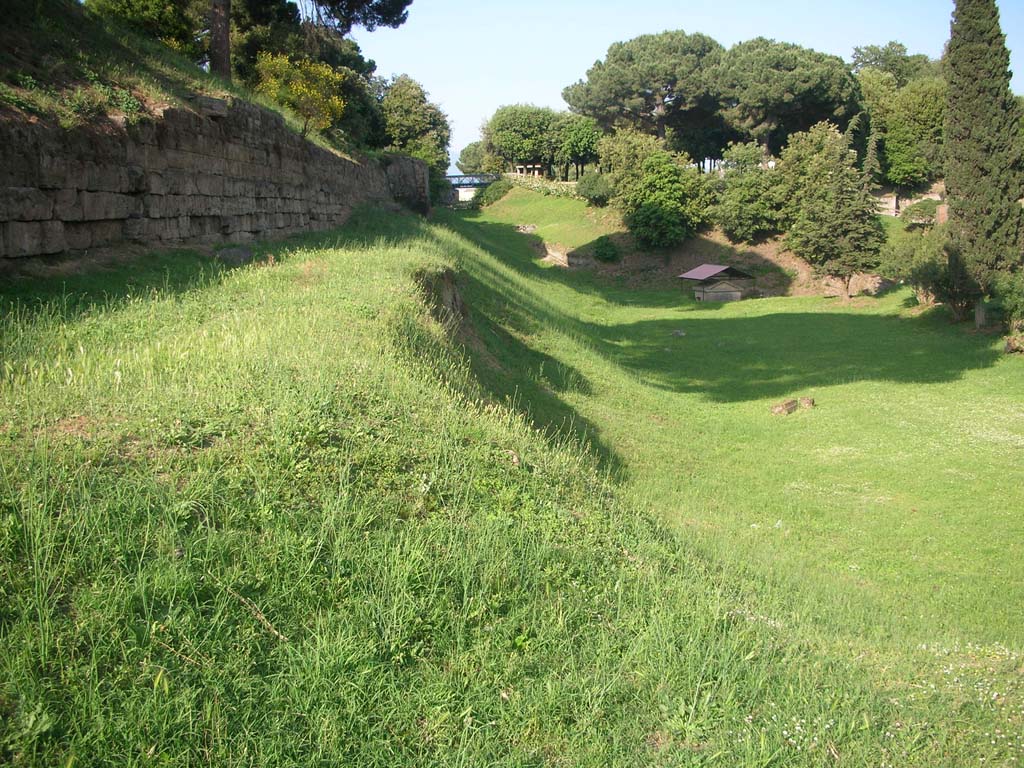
[{"x1": 0, "y1": 209, "x2": 1020, "y2": 765}]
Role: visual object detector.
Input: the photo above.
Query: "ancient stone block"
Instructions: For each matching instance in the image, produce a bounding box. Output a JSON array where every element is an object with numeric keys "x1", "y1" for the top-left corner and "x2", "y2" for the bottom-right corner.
[
  {"x1": 51, "y1": 188, "x2": 82, "y2": 221},
  {"x1": 0, "y1": 187, "x2": 53, "y2": 220},
  {"x1": 192, "y1": 96, "x2": 230, "y2": 120},
  {"x1": 80, "y1": 191, "x2": 140, "y2": 221},
  {"x1": 3, "y1": 220, "x2": 65, "y2": 257},
  {"x1": 195, "y1": 174, "x2": 224, "y2": 197}
]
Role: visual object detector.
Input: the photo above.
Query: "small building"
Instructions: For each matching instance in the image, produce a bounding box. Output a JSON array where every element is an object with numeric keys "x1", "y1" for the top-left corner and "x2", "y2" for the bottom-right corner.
[{"x1": 678, "y1": 264, "x2": 755, "y2": 302}]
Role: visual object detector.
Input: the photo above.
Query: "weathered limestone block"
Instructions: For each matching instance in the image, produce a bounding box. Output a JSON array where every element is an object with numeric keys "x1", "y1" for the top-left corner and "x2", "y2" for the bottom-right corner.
[
  {"x1": 195, "y1": 174, "x2": 225, "y2": 197},
  {"x1": 0, "y1": 187, "x2": 53, "y2": 220},
  {"x1": 80, "y1": 191, "x2": 140, "y2": 221},
  {"x1": 2, "y1": 220, "x2": 65, "y2": 257},
  {"x1": 191, "y1": 96, "x2": 230, "y2": 120},
  {"x1": 52, "y1": 189, "x2": 82, "y2": 221}
]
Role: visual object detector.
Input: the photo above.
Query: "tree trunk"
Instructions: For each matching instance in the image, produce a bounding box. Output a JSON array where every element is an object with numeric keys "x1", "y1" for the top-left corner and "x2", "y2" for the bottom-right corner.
[
  {"x1": 893, "y1": 189, "x2": 901, "y2": 216},
  {"x1": 210, "y1": 0, "x2": 231, "y2": 81},
  {"x1": 975, "y1": 300, "x2": 987, "y2": 329}
]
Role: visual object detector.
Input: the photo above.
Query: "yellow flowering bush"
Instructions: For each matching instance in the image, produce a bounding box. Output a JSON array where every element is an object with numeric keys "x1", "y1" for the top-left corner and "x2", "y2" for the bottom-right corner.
[{"x1": 255, "y1": 53, "x2": 346, "y2": 137}]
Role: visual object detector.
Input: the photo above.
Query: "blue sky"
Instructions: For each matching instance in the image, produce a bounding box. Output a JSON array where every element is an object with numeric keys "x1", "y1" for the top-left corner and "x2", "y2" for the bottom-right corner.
[{"x1": 351, "y1": 0, "x2": 1024, "y2": 173}]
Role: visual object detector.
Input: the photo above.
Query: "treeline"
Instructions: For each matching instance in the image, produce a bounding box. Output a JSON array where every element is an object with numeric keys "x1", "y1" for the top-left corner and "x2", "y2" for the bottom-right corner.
[
  {"x1": 462, "y1": 15, "x2": 1022, "y2": 326},
  {"x1": 461, "y1": 36, "x2": 945, "y2": 193},
  {"x1": 87, "y1": 0, "x2": 452, "y2": 198}
]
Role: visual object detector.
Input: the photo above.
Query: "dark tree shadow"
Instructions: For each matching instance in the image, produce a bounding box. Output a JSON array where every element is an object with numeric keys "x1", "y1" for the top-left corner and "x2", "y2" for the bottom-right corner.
[
  {"x1": 442, "y1": 210, "x2": 793, "y2": 311},
  {"x1": 587, "y1": 310, "x2": 1001, "y2": 402},
  {"x1": 439, "y1": 210, "x2": 1003, "y2": 406},
  {"x1": 455, "y1": 273, "x2": 625, "y2": 477}
]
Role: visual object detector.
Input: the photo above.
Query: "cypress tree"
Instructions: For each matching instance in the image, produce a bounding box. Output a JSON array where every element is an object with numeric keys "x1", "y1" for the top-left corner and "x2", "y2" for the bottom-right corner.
[
  {"x1": 944, "y1": 0, "x2": 1024, "y2": 301},
  {"x1": 863, "y1": 129, "x2": 883, "y2": 189}
]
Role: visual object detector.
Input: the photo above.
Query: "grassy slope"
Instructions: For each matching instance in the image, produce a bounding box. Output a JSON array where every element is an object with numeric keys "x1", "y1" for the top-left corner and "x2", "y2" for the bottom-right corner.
[
  {"x1": 0, "y1": 205, "x2": 1021, "y2": 765},
  {"x1": 0, "y1": 0, "x2": 333, "y2": 148},
  {"x1": 446, "y1": 195, "x2": 1024, "y2": 760}
]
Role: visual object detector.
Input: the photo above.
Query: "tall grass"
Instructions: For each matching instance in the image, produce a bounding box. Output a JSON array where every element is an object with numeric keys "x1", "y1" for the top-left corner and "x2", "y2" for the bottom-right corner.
[{"x1": 1, "y1": 209, "x2": 1021, "y2": 765}]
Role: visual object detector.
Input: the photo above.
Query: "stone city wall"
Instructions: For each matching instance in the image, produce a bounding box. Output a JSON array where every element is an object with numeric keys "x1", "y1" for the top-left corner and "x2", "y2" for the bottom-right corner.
[{"x1": 0, "y1": 98, "x2": 430, "y2": 259}]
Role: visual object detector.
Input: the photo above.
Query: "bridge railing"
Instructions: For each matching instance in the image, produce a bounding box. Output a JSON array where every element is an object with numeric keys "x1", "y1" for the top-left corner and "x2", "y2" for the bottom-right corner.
[{"x1": 445, "y1": 174, "x2": 502, "y2": 188}]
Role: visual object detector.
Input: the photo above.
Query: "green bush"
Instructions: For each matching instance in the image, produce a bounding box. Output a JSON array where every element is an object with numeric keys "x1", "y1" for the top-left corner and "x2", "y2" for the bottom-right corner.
[
  {"x1": 474, "y1": 179, "x2": 513, "y2": 208},
  {"x1": 881, "y1": 222, "x2": 975, "y2": 317},
  {"x1": 714, "y1": 142, "x2": 782, "y2": 243},
  {"x1": 591, "y1": 235, "x2": 620, "y2": 262},
  {"x1": 576, "y1": 172, "x2": 613, "y2": 207},
  {"x1": 622, "y1": 153, "x2": 712, "y2": 249},
  {"x1": 899, "y1": 198, "x2": 941, "y2": 227},
  {"x1": 994, "y1": 270, "x2": 1024, "y2": 331},
  {"x1": 256, "y1": 52, "x2": 347, "y2": 137}
]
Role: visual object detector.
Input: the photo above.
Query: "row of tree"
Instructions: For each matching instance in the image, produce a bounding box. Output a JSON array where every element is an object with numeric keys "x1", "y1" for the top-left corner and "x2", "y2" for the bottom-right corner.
[
  {"x1": 88, "y1": 0, "x2": 453, "y2": 198},
  {"x1": 465, "y1": 8, "x2": 1022, "y2": 327},
  {"x1": 460, "y1": 32, "x2": 947, "y2": 197}
]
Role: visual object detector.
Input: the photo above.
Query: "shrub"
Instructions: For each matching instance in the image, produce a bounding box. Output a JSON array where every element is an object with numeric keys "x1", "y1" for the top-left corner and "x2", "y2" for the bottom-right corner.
[
  {"x1": 506, "y1": 175, "x2": 580, "y2": 199},
  {"x1": 597, "y1": 128, "x2": 665, "y2": 206},
  {"x1": 576, "y1": 172, "x2": 613, "y2": 207},
  {"x1": 474, "y1": 179, "x2": 513, "y2": 208},
  {"x1": 882, "y1": 223, "x2": 975, "y2": 317},
  {"x1": 591, "y1": 235, "x2": 620, "y2": 262},
  {"x1": 994, "y1": 270, "x2": 1024, "y2": 331},
  {"x1": 622, "y1": 152, "x2": 712, "y2": 249},
  {"x1": 256, "y1": 53, "x2": 346, "y2": 137},
  {"x1": 714, "y1": 142, "x2": 783, "y2": 243},
  {"x1": 900, "y1": 198, "x2": 940, "y2": 228},
  {"x1": 428, "y1": 170, "x2": 453, "y2": 207}
]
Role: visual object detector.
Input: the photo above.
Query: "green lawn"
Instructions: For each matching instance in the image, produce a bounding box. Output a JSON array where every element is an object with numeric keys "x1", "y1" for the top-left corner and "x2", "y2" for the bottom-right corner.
[
  {"x1": 1, "y1": 201, "x2": 1022, "y2": 765},
  {"x1": 449, "y1": 196, "x2": 1024, "y2": 644}
]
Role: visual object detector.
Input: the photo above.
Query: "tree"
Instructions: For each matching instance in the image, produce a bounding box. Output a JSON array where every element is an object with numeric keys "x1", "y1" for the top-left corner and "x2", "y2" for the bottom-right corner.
[
  {"x1": 713, "y1": 38, "x2": 860, "y2": 154},
  {"x1": 714, "y1": 141, "x2": 783, "y2": 243},
  {"x1": 305, "y1": 0, "x2": 412, "y2": 35},
  {"x1": 779, "y1": 122, "x2": 884, "y2": 296},
  {"x1": 944, "y1": 0, "x2": 1023, "y2": 315},
  {"x1": 88, "y1": 0, "x2": 204, "y2": 57},
  {"x1": 456, "y1": 141, "x2": 484, "y2": 173},
  {"x1": 884, "y1": 77, "x2": 947, "y2": 210},
  {"x1": 851, "y1": 41, "x2": 936, "y2": 86},
  {"x1": 456, "y1": 141, "x2": 503, "y2": 174},
  {"x1": 562, "y1": 30, "x2": 726, "y2": 158},
  {"x1": 551, "y1": 113, "x2": 601, "y2": 180},
  {"x1": 855, "y1": 67, "x2": 898, "y2": 132},
  {"x1": 621, "y1": 151, "x2": 712, "y2": 248},
  {"x1": 210, "y1": 0, "x2": 232, "y2": 79},
  {"x1": 863, "y1": 129, "x2": 883, "y2": 187},
  {"x1": 380, "y1": 75, "x2": 450, "y2": 174},
  {"x1": 596, "y1": 128, "x2": 665, "y2": 206},
  {"x1": 483, "y1": 105, "x2": 557, "y2": 172},
  {"x1": 255, "y1": 52, "x2": 346, "y2": 136}
]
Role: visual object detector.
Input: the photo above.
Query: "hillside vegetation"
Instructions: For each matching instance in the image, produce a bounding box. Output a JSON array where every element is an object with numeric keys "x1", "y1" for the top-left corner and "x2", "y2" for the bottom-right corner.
[{"x1": 1, "y1": 197, "x2": 1022, "y2": 765}]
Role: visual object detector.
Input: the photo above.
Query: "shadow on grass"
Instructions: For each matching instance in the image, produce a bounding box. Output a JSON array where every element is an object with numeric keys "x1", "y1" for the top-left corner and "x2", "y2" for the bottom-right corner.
[
  {"x1": 442, "y1": 210, "x2": 793, "y2": 310},
  {"x1": 0, "y1": 207, "x2": 404, "y2": 324},
  {"x1": 456, "y1": 273, "x2": 626, "y2": 477},
  {"x1": 440, "y1": 210, "x2": 1003, "y2": 405},
  {"x1": 591, "y1": 310, "x2": 1001, "y2": 402}
]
